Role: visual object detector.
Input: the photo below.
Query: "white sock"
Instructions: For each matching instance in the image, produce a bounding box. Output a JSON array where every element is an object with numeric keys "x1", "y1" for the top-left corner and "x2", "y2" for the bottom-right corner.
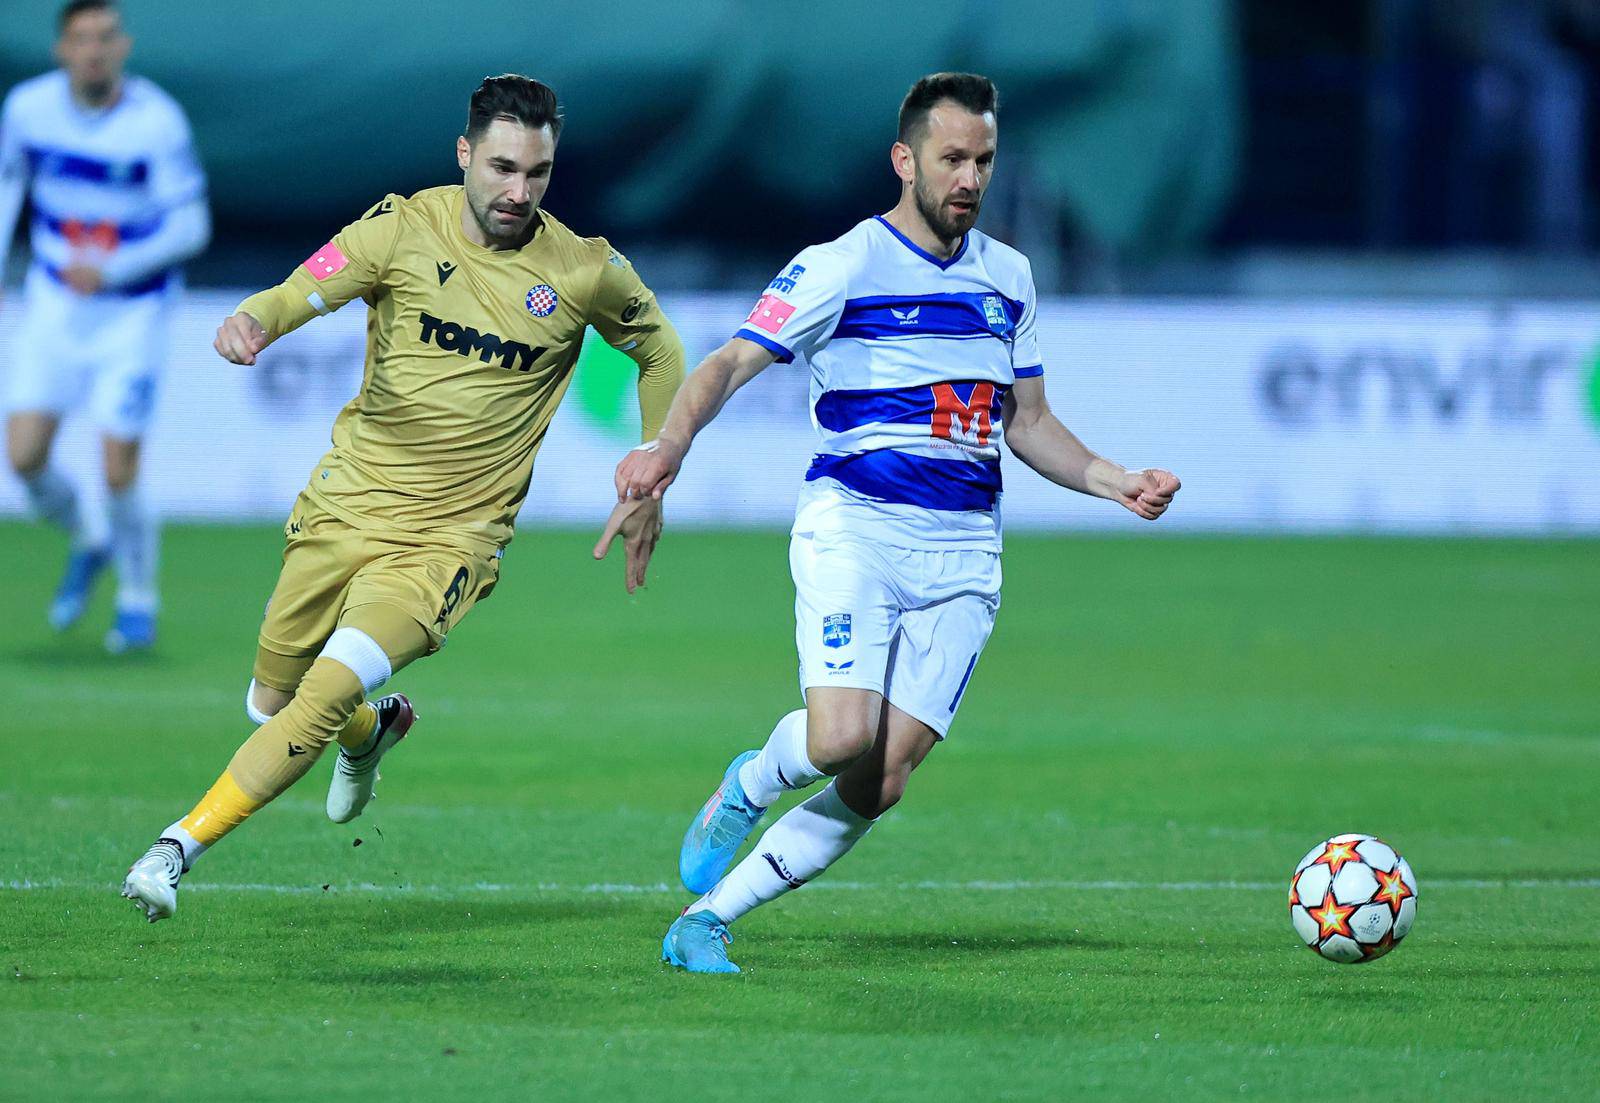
[
  {"x1": 738, "y1": 709, "x2": 824, "y2": 808},
  {"x1": 21, "y1": 466, "x2": 83, "y2": 539},
  {"x1": 691, "y1": 781, "x2": 872, "y2": 923},
  {"x1": 159, "y1": 822, "x2": 206, "y2": 869},
  {"x1": 109, "y1": 483, "x2": 159, "y2": 612}
]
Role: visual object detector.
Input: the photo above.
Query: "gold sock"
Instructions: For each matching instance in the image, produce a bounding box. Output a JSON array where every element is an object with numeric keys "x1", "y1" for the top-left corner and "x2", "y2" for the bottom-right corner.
[
  {"x1": 335, "y1": 702, "x2": 379, "y2": 750},
  {"x1": 178, "y1": 771, "x2": 263, "y2": 848}
]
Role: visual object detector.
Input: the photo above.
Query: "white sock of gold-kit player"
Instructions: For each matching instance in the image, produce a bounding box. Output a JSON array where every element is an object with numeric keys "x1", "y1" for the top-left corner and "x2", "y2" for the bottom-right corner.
[
  {"x1": 737, "y1": 709, "x2": 827, "y2": 807},
  {"x1": 689, "y1": 781, "x2": 873, "y2": 922}
]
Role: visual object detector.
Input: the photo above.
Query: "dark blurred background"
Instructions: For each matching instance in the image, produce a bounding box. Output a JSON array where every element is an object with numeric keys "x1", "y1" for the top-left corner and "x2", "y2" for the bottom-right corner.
[{"x1": 8, "y1": 0, "x2": 1600, "y2": 294}]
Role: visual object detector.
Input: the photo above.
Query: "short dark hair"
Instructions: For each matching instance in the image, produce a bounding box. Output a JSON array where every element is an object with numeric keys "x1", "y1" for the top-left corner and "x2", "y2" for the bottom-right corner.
[
  {"x1": 465, "y1": 75, "x2": 563, "y2": 144},
  {"x1": 58, "y1": 0, "x2": 117, "y2": 34},
  {"x1": 897, "y1": 72, "x2": 999, "y2": 147}
]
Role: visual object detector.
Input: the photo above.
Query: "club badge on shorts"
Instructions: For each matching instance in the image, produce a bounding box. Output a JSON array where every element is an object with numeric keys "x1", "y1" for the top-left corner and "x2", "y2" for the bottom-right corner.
[
  {"x1": 823, "y1": 613, "x2": 852, "y2": 649},
  {"x1": 525, "y1": 284, "x2": 559, "y2": 317}
]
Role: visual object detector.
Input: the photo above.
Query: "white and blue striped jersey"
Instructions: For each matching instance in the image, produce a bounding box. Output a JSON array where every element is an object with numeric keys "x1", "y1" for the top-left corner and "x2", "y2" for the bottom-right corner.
[
  {"x1": 0, "y1": 71, "x2": 205, "y2": 297},
  {"x1": 734, "y1": 215, "x2": 1042, "y2": 551}
]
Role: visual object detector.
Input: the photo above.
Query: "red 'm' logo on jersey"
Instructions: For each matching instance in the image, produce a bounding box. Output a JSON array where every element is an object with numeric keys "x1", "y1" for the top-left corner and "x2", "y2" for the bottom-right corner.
[
  {"x1": 62, "y1": 219, "x2": 120, "y2": 251},
  {"x1": 930, "y1": 383, "x2": 997, "y2": 447},
  {"x1": 746, "y1": 293, "x2": 795, "y2": 335}
]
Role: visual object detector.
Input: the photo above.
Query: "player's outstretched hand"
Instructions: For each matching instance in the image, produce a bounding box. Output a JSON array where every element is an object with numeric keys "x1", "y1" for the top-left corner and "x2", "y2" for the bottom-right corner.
[
  {"x1": 214, "y1": 312, "x2": 269, "y2": 365},
  {"x1": 613, "y1": 437, "x2": 686, "y2": 502},
  {"x1": 593, "y1": 496, "x2": 664, "y2": 594},
  {"x1": 1115, "y1": 468, "x2": 1181, "y2": 520}
]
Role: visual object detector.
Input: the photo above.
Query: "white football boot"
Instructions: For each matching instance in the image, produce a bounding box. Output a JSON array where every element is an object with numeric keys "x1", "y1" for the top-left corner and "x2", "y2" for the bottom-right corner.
[
  {"x1": 121, "y1": 838, "x2": 186, "y2": 922},
  {"x1": 326, "y1": 694, "x2": 416, "y2": 824}
]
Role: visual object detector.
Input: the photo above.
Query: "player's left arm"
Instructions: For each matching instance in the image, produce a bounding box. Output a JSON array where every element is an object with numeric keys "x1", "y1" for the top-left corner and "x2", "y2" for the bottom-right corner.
[
  {"x1": 1000, "y1": 265, "x2": 1177, "y2": 519},
  {"x1": 588, "y1": 246, "x2": 688, "y2": 593},
  {"x1": 0, "y1": 90, "x2": 31, "y2": 309},
  {"x1": 589, "y1": 246, "x2": 686, "y2": 442},
  {"x1": 1003, "y1": 377, "x2": 1179, "y2": 520},
  {"x1": 91, "y1": 104, "x2": 211, "y2": 292}
]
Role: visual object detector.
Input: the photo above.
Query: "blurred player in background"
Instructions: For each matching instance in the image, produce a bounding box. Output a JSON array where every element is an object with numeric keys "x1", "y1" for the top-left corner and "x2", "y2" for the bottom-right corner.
[
  {"x1": 119, "y1": 74, "x2": 681, "y2": 922},
  {"x1": 0, "y1": 0, "x2": 210, "y2": 652},
  {"x1": 611, "y1": 73, "x2": 1181, "y2": 973}
]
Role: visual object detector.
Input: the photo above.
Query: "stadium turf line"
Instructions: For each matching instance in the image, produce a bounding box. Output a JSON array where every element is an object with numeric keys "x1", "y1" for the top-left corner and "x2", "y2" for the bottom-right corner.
[{"x1": 1, "y1": 522, "x2": 1595, "y2": 1100}]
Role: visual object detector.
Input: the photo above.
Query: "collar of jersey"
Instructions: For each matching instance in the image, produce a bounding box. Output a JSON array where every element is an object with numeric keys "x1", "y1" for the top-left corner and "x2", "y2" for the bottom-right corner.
[
  {"x1": 873, "y1": 214, "x2": 968, "y2": 270},
  {"x1": 452, "y1": 191, "x2": 548, "y2": 255}
]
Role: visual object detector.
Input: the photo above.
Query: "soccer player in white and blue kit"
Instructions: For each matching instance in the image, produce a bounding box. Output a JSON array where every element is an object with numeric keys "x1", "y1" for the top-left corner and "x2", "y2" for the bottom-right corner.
[
  {"x1": 609, "y1": 73, "x2": 1181, "y2": 973},
  {"x1": 1, "y1": 0, "x2": 209, "y2": 651}
]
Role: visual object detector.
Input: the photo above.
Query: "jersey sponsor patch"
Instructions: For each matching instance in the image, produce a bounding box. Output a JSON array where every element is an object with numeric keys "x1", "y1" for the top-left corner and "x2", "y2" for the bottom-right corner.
[
  {"x1": 304, "y1": 242, "x2": 349, "y2": 281},
  {"x1": 525, "y1": 284, "x2": 559, "y2": 317},
  {"x1": 931, "y1": 382, "x2": 997, "y2": 447},
  {"x1": 746, "y1": 293, "x2": 795, "y2": 335}
]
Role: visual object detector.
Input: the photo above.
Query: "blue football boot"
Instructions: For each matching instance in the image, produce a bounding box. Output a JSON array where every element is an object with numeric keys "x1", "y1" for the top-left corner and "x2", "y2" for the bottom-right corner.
[
  {"x1": 679, "y1": 750, "x2": 766, "y2": 894},
  {"x1": 48, "y1": 546, "x2": 110, "y2": 631},
  {"x1": 661, "y1": 908, "x2": 740, "y2": 974},
  {"x1": 105, "y1": 607, "x2": 156, "y2": 654}
]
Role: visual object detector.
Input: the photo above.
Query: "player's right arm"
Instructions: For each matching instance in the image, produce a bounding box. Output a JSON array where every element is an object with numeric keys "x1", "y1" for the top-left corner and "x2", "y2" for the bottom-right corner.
[
  {"x1": 214, "y1": 195, "x2": 405, "y2": 365},
  {"x1": 612, "y1": 337, "x2": 776, "y2": 500},
  {"x1": 612, "y1": 245, "x2": 845, "y2": 501}
]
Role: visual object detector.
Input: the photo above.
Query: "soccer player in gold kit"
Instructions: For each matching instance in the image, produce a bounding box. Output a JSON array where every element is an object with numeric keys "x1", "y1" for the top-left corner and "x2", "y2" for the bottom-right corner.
[{"x1": 120, "y1": 75, "x2": 683, "y2": 921}]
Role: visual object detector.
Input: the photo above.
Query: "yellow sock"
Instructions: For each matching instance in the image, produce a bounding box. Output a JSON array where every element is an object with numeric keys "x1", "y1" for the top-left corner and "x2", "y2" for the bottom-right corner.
[
  {"x1": 178, "y1": 771, "x2": 264, "y2": 848},
  {"x1": 336, "y1": 702, "x2": 379, "y2": 750}
]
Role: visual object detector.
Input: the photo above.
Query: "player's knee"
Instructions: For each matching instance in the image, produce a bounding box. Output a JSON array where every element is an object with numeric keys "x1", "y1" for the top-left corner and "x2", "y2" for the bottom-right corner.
[
  {"x1": 319, "y1": 626, "x2": 393, "y2": 697},
  {"x1": 806, "y1": 715, "x2": 876, "y2": 773},
  {"x1": 7, "y1": 434, "x2": 47, "y2": 477},
  {"x1": 876, "y1": 767, "x2": 913, "y2": 813},
  {"x1": 104, "y1": 460, "x2": 137, "y2": 493}
]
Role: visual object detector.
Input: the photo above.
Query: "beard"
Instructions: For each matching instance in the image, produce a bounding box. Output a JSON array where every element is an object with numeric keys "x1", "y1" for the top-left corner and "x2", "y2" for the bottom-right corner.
[
  {"x1": 913, "y1": 177, "x2": 980, "y2": 242},
  {"x1": 467, "y1": 187, "x2": 534, "y2": 245}
]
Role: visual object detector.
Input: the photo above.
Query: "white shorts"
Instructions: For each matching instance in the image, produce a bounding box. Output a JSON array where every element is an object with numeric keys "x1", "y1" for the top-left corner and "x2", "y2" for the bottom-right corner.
[
  {"x1": 791, "y1": 532, "x2": 1001, "y2": 738},
  {"x1": 5, "y1": 267, "x2": 173, "y2": 440}
]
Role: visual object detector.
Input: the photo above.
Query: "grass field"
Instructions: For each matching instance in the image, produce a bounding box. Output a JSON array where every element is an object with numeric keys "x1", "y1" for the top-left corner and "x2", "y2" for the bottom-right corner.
[{"x1": 1, "y1": 522, "x2": 1596, "y2": 1100}]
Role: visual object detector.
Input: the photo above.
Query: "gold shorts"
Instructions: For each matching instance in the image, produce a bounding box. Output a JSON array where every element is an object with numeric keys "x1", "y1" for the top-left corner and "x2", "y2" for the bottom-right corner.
[{"x1": 253, "y1": 494, "x2": 502, "y2": 691}]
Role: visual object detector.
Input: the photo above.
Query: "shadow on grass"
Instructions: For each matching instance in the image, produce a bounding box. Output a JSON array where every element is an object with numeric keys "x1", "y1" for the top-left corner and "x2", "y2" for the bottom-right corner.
[
  {"x1": 783, "y1": 929, "x2": 1120, "y2": 956},
  {"x1": 5, "y1": 642, "x2": 163, "y2": 672}
]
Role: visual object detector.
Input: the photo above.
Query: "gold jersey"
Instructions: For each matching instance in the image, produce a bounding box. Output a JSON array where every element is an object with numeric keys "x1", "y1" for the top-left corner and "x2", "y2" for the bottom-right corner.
[{"x1": 240, "y1": 185, "x2": 683, "y2": 550}]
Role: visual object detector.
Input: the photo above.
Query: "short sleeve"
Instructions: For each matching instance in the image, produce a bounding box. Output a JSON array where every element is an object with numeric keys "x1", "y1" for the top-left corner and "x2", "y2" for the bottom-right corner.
[
  {"x1": 301, "y1": 194, "x2": 406, "y2": 308},
  {"x1": 148, "y1": 103, "x2": 206, "y2": 209},
  {"x1": 733, "y1": 246, "x2": 846, "y2": 364},
  {"x1": 589, "y1": 243, "x2": 664, "y2": 349},
  {"x1": 1011, "y1": 263, "x2": 1043, "y2": 379}
]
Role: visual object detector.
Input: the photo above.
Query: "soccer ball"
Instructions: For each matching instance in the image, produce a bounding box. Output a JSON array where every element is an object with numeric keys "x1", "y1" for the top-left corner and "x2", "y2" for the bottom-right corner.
[{"x1": 1289, "y1": 833, "x2": 1417, "y2": 963}]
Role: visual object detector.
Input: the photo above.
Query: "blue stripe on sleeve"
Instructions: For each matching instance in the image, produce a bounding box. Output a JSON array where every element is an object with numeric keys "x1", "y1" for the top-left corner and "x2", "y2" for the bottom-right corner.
[
  {"x1": 733, "y1": 328, "x2": 795, "y2": 364},
  {"x1": 806, "y1": 449, "x2": 1002, "y2": 512},
  {"x1": 1013, "y1": 364, "x2": 1044, "y2": 379}
]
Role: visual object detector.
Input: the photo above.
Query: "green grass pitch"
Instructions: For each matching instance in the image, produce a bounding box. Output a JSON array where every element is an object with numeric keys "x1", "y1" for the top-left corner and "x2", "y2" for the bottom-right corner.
[{"x1": 1, "y1": 522, "x2": 1595, "y2": 1100}]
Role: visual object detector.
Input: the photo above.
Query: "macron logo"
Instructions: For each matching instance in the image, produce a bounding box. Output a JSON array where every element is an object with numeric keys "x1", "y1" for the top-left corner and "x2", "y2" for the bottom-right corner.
[{"x1": 891, "y1": 306, "x2": 921, "y2": 326}]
